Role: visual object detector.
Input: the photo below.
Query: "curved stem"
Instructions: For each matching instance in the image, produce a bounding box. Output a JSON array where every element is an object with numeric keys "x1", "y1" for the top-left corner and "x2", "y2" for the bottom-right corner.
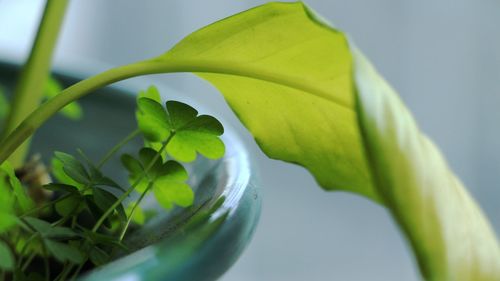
[
  {"x1": 0, "y1": 54, "x2": 343, "y2": 165},
  {"x1": 21, "y1": 253, "x2": 36, "y2": 271},
  {"x1": 119, "y1": 181, "x2": 153, "y2": 241},
  {"x1": 0, "y1": 61, "x2": 157, "y2": 164},
  {"x1": 42, "y1": 245, "x2": 50, "y2": 281},
  {"x1": 69, "y1": 261, "x2": 85, "y2": 281},
  {"x1": 2, "y1": 0, "x2": 68, "y2": 167}
]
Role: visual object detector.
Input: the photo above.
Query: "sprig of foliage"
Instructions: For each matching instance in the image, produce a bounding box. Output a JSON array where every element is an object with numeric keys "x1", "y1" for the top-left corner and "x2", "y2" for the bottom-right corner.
[
  {"x1": 1, "y1": 1, "x2": 496, "y2": 280},
  {"x1": 0, "y1": 86, "x2": 224, "y2": 280}
]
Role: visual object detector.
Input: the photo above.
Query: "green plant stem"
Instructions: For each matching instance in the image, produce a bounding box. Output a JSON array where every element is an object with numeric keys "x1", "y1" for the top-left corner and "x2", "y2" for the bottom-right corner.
[
  {"x1": 0, "y1": 55, "x2": 337, "y2": 165},
  {"x1": 119, "y1": 181, "x2": 154, "y2": 241},
  {"x1": 21, "y1": 252, "x2": 36, "y2": 271},
  {"x1": 91, "y1": 134, "x2": 173, "y2": 232},
  {"x1": 16, "y1": 233, "x2": 39, "y2": 268},
  {"x1": 69, "y1": 262, "x2": 85, "y2": 281},
  {"x1": 55, "y1": 263, "x2": 73, "y2": 281},
  {"x1": 2, "y1": 0, "x2": 68, "y2": 167},
  {"x1": 97, "y1": 129, "x2": 140, "y2": 169},
  {"x1": 42, "y1": 247, "x2": 50, "y2": 281}
]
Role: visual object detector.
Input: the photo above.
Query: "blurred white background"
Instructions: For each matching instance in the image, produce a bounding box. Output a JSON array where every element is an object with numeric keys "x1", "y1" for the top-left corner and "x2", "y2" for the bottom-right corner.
[{"x1": 1, "y1": 1, "x2": 499, "y2": 280}]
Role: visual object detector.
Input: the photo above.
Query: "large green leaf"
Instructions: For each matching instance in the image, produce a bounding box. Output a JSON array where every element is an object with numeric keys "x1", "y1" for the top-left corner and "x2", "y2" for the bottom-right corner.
[{"x1": 155, "y1": 2, "x2": 500, "y2": 280}]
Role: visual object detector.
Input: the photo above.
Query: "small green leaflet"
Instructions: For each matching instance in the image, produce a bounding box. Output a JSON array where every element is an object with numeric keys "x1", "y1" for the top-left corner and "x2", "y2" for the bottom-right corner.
[
  {"x1": 0, "y1": 161, "x2": 33, "y2": 213},
  {"x1": 0, "y1": 187, "x2": 17, "y2": 233},
  {"x1": 52, "y1": 151, "x2": 123, "y2": 191},
  {"x1": 23, "y1": 217, "x2": 84, "y2": 264},
  {"x1": 0, "y1": 241, "x2": 14, "y2": 270},
  {"x1": 153, "y1": 160, "x2": 193, "y2": 209},
  {"x1": 121, "y1": 148, "x2": 193, "y2": 209},
  {"x1": 51, "y1": 155, "x2": 84, "y2": 189},
  {"x1": 55, "y1": 193, "x2": 82, "y2": 217},
  {"x1": 43, "y1": 183, "x2": 79, "y2": 194},
  {"x1": 23, "y1": 217, "x2": 79, "y2": 240},
  {"x1": 45, "y1": 76, "x2": 83, "y2": 120},
  {"x1": 136, "y1": 86, "x2": 225, "y2": 162},
  {"x1": 54, "y1": 152, "x2": 90, "y2": 185},
  {"x1": 45, "y1": 240, "x2": 84, "y2": 264},
  {"x1": 50, "y1": 150, "x2": 126, "y2": 220}
]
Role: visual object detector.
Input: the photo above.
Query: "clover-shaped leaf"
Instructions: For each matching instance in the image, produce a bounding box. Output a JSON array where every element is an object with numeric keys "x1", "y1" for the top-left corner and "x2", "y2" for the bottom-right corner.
[
  {"x1": 136, "y1": 87, "x2": 225, "y2": 162},
  {"x1": 165, "y1": 105, "x2": 225, "y2": 162}
]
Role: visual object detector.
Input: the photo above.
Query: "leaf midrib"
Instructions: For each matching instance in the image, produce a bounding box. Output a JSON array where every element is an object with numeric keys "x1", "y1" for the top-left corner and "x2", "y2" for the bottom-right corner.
[{"x1": 149, "y1": 58, "x2": 354, "y2": 111}]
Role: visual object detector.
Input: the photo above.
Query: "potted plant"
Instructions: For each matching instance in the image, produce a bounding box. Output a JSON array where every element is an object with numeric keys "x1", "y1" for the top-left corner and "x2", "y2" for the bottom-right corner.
[
  {"x1": 0, "y1": 1, "x2": 261, "y2": 281},
  {"x1": 0, "y1": 1, "x2": 499, "y2": 281}
]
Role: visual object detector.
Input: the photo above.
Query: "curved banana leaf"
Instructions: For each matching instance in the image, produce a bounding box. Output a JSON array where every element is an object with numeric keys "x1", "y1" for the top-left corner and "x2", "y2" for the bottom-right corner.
[{"x1": 156, "y1": 2, "x2": 500, "y2": 279}]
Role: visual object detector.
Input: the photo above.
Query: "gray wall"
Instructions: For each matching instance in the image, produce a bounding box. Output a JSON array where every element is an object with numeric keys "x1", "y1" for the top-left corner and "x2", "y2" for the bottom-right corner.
[{"x1": 1, "y1": 1, "x2": 499, "y2": 280}]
